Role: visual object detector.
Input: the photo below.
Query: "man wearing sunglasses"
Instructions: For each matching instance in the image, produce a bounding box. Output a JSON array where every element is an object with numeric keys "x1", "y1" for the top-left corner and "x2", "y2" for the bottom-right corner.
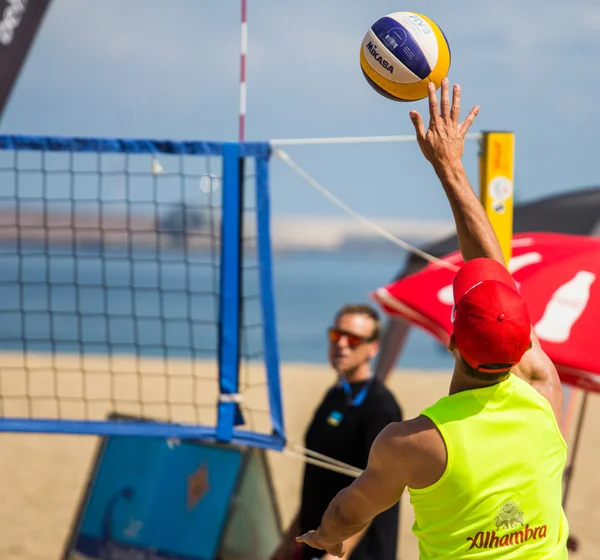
[
  {"x1": 272, "y1": 303, "x2": 403, "y2": 560},
  {"x1": 296, "y1": 80, "x2": 568, "y2": 559}
]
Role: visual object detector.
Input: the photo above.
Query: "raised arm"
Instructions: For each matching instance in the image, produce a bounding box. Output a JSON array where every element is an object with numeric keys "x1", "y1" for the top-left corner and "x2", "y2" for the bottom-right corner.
[
  {"x1": 409, "y1": 79, "x2": 563, "y2": 423},
  {"x1": 408, "y1": 81, "x2": 501, "y2": 264}
]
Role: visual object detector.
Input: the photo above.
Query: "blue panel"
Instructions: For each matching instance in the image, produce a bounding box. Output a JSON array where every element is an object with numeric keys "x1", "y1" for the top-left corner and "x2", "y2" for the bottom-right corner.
[
  {"x1": 217, "y1": 143, "x2": 242, "y2": 443},
  {"x1": 255, "y1": 155, "x2": 285, "y2": 441},
  {"x1": 66, "y1": 436, "x2": 243, "y2": 560},
  {"x1": 0, "y1": 135, "x2": 271, "y2": 157},
  {"x1": 371, "y1": 16, "x2": 431, "y2": 79}
]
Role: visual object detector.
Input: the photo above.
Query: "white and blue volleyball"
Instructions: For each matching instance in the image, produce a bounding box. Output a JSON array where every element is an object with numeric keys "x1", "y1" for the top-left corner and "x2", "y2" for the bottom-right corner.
[{"x1": 360, "y1": 12, "x2": 451, "y2": 102}]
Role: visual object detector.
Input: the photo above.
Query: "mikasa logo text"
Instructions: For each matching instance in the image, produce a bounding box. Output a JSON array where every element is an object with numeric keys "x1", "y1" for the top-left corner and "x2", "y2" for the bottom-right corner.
[{"x1": 366, "y1": 41, "x2": 393, "y2": 73}]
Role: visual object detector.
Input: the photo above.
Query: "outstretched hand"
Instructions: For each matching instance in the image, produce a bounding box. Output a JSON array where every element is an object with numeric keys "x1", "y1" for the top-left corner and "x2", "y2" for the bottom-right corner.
[
  {"x1": 296, "y1": 530, "x2": 345, "y2": 558},
  {"x1": 409, "y1": 78, "x2": 479, "y2": 171}
]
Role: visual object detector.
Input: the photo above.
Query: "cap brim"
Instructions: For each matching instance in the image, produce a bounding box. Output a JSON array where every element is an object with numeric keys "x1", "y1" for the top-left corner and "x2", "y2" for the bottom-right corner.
[{"x1": 453, "y1": 258, "x2": 518, "y2": 304}]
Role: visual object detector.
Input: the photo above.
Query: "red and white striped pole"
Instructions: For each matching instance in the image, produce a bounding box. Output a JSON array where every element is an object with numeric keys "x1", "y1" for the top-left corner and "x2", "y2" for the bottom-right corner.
[{"x1": 239, "y1": 0, "x2": 248, "y2": 142}]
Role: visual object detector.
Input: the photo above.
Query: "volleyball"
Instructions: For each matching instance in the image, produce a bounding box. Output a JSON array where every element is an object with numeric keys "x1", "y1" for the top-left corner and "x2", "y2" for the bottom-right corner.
[{"x1": 360, "y1": 12, "x2": 451, "y2": 102}]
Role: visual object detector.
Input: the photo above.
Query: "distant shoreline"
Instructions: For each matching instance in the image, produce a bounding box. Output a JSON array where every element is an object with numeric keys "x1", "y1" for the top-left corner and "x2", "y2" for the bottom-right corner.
[{"x1": 0, "y1": 205, "x2": 454, "y2": 255}]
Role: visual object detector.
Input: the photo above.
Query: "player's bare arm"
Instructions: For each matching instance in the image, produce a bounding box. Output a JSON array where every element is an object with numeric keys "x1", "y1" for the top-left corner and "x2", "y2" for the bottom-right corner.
[
  {"x1": 512, "y1": 328, "x2": 564, "y2": 423},
  {"x1": 296, "y1": 418, "x2": 433, "y2": 557},
  {"x1": 409, "y1": 79, "x2": 563, "y2": 423}
]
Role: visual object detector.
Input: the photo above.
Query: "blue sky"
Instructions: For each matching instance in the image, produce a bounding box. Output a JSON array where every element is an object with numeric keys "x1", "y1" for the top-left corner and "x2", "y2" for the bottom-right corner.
[{"x1": 1, "y1": 0, "x2": 599, "y2": 224}]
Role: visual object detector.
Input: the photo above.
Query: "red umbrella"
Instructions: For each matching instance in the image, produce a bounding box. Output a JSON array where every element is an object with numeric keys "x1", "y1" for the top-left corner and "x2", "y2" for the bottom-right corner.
[{"x1": 372, "y1": 232, "x2": 600, "y2": 393}]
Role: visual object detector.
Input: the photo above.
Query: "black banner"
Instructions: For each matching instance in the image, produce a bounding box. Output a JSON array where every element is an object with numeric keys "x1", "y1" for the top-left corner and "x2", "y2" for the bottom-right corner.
[{"x1": 0, "y1": 0, "x2": 52, "y2": 118}]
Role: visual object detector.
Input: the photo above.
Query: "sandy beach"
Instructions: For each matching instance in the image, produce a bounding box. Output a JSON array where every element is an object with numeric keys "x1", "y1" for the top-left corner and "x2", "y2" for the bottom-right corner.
[{"x1": 0, "y1": 355, "x2": 598, "y2": 559}]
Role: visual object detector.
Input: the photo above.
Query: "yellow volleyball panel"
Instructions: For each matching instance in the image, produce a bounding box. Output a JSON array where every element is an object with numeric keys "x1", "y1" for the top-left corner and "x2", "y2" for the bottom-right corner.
[
  {"x1": 359, "y1": 50, "x2": 429, "y2": 102},
  {"x1": 416, "y1": 13, "x2": 451, "y2": 89}
]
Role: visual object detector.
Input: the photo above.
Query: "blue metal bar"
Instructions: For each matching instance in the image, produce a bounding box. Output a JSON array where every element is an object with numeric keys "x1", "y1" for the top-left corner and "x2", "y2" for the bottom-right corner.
[
  {"x1": 0, "y1": 418, "x2": 285, "y2": 450},
  {"x1": 255, "y1": 153, "x2": 285, "y2": 441},
  {"x1": 0, "y1": 135, "x2": 270, "y2": 157},
  {"x1": 216, "y1": 143, "x2": 242, "y2": 443}
]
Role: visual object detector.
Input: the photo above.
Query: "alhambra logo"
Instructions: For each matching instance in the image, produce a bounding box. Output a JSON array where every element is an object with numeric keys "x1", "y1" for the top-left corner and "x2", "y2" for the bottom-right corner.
[
  {"x1": 495, "y1": 501, "x2": 524, "y2": 530},
  {"x1": 466, "y1": 501, "x2": 548, "y2": 551}
]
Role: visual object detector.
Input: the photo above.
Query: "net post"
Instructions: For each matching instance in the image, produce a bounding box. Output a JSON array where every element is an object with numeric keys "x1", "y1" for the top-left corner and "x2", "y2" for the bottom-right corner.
[
  {"x1": 217, "y1": 142, "x2": 244, "y2": 443},
  {"x1": 478, "y1": 131, "x2": 515, "y2": 263},
  {"x1": 255, "y1": 149, "x2": 285, "y2": 442}
]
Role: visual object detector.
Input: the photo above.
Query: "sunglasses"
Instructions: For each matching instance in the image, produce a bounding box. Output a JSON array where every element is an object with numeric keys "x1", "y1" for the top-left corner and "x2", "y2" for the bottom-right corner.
[{"x1": 327, "y1": 327, "x2": 375, "y2": 348}]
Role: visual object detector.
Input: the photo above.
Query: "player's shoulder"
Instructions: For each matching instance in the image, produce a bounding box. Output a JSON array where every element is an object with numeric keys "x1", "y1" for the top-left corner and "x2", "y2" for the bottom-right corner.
[
  {"x1": 376, "y1": 414, "x2": 440, "y2": 452},
  {"x1": 372, "y1": 415, "x2": 444, "y2": 469}
]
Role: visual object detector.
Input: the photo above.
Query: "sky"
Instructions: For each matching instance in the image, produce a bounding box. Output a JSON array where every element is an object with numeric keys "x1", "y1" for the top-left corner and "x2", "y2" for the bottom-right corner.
[{"x1": 1, "y1": 0, "x2": 599, "y2": 225}]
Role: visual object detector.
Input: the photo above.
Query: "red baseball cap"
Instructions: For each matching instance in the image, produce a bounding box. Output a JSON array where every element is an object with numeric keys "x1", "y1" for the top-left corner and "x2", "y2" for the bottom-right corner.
[{"x1": 452, "y1": 258, "x2": 532, "y2": 374}]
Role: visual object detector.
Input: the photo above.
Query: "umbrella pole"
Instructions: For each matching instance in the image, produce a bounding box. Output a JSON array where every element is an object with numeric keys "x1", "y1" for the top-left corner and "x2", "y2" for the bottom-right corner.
[
  {"x1": 563, "y1": 390, "x2": 588, "y2": 508},
  {"x1": 562, "y1": 389, "x2": 589, "y2": 553},
  {"x1": 374, "y1": 318, "x2": 412, "y2": 383}
]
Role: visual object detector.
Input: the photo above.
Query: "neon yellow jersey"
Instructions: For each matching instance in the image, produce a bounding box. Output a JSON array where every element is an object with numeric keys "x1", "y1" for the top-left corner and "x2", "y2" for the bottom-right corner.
[{"x1": 408, "y1": 374, "x2": 569, "y2": 559}]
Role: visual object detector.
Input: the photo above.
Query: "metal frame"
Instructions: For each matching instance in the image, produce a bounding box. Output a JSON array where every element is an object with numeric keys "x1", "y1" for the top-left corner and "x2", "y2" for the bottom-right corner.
[{"x1": 0, "y1": 134, "x2": 285, "y2": 451}]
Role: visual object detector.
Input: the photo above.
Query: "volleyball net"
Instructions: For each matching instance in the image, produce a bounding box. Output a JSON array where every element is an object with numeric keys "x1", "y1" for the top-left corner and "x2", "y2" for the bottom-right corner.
[
  {"x1": 0, "y1": 130, "x2": 512, "y2": 461},
  {"x1": 0, "y1": 135, "x2": 284, "y2": 450}
]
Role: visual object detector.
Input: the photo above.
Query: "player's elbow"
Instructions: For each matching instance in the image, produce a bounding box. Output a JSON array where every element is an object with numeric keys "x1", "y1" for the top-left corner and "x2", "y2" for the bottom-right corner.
[{"x1": 330, "y1": 488, "x2": 371, "y2": 531}]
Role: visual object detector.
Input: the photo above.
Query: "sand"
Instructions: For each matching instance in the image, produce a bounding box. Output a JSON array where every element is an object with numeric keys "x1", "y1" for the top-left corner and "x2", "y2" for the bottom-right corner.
[{"x1": 0, "y1": 355, "x2": 598, "y2": 559}]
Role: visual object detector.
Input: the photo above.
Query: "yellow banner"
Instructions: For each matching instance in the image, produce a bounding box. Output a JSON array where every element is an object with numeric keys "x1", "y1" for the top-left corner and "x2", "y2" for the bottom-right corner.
[{"x1": 479, "y1": 132, "x2": 515, "y2": 263}]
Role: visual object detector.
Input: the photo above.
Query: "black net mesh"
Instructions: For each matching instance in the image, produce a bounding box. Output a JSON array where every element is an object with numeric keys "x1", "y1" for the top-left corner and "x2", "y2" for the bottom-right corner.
[{"x1": 0, "y1": 145, "x2": 273, "y2": 437}]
